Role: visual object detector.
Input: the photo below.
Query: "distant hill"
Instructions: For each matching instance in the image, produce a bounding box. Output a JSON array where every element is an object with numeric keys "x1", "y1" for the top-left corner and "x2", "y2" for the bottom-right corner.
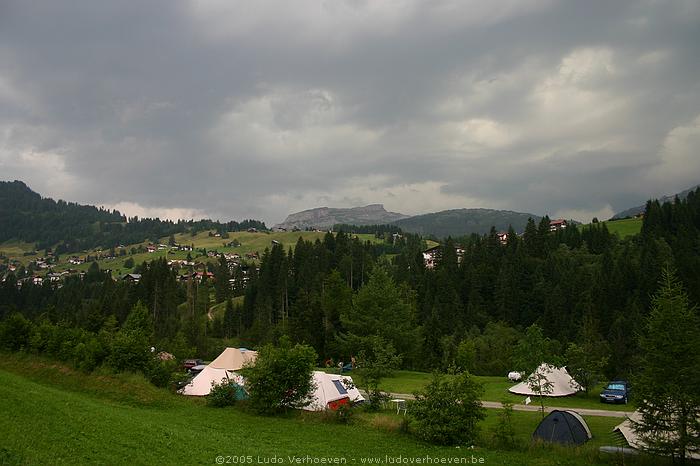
[
  {"x1": 0, "y1": 180, "x2": 266, "y2": 253},
  {"x1": 273, "y1": 204, "x2": 410, "y2": 230},
  {"x1": 392, "y1": 208, "x2": 541, "y2": 238},
  {"x1": 612, "y1": 184, "x2": 700, "y2": 219}
]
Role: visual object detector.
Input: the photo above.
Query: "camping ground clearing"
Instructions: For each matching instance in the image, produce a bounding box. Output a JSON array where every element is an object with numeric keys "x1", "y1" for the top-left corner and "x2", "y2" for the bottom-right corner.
[{"x1": 0, "y1": 354, "x2": 660, "y2": 466}]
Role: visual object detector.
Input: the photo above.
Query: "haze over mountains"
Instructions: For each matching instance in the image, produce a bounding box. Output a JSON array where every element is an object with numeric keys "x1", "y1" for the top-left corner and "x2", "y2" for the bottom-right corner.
[
  {"x1": 275, "y1": 183, "x2": 700, "y2": 237},
  {"x1": 393, "y1": 209, "x2": 541, "y2": 238},
  {"x1": 612, "y1": 184, "x2": 700, "y2": 219},
  {"x1": 2, "y1": 180, "x2": 698, "y2": 248},
  {"x1": 273, "y1": 204, "x2": 541, "y2": 237}
]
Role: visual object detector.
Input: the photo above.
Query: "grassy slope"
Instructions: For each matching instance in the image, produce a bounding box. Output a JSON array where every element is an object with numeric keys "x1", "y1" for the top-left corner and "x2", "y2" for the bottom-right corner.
[
  {"x1": 348, "y1": 370, "x2": 634, "y2": 412},
  {"x1": 603, "y1": 217, "x2": 642, "y2": 238},
  {"x1": 0, "y1": 240, "x2": 38, "y2": 256},
  {"x1": 1, "y1": 231, "x2": 381, "y2": 275},
  {"x1": 0, "y1": 355, "x2": 641, "y2": 466}
]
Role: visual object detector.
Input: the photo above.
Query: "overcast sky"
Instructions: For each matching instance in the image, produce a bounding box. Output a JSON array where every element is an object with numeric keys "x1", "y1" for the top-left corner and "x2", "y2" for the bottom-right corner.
[{"x1": 1, "y1": 1, "x2": 699, "y2": 225}]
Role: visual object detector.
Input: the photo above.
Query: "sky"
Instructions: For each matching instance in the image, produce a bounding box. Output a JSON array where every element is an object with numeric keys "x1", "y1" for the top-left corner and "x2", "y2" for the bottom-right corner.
[{"x1": 1, "y1": 0, "x2": 699, "y2": 225}]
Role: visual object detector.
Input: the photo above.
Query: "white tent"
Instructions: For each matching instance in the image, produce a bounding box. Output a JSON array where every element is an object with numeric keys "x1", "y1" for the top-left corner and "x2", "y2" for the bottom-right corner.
[
  {"x1": 613, "y1": 412, "x2": 644, "y2": 450},
  {"x1": 209, "y1": 347, "x2": 257, "y2": 370},
  {"x1": 304, "y1": 371, "x2": 364, "y2": 411},
  {"x1": 180, "y1": 347, "x2": 257, "y2": 396},
  {"x1": 614, "y1": 411, "x2": 700, "y2": 460},
  {"x1": 508, "y1": 363, "x2": 582, "y2": 397}
]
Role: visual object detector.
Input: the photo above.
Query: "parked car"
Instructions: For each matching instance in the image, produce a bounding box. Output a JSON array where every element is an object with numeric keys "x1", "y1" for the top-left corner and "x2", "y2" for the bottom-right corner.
[
  {"x1": 183, "y1": 359, "x2": 204, "y2": 371},
  {"x1": 600, "y1": 380, "x2": 631, "y2": 404}
]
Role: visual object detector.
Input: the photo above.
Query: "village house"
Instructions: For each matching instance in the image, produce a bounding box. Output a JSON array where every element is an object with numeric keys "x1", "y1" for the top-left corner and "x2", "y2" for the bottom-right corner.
[
  {"x1": 423, "y1": 244, "x2": 466, "y2": 269},
  {"x1": 549, "y1": 219, "x2": 568, "y2": 232},
  {"x1": 497, "y1": 231, "x2": 509, "y2": 245},
  {"x1": 423, "y1": 246, "x2": 440, "y2": 269},
  {"x1": 121, "y1": 273, "x2": 142, "y2": 283}
]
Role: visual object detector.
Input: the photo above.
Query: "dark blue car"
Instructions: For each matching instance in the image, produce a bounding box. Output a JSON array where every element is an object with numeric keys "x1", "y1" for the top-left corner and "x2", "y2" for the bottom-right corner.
[{"x1": 599, "y1": 380, "x2": 631, "y2": 404}]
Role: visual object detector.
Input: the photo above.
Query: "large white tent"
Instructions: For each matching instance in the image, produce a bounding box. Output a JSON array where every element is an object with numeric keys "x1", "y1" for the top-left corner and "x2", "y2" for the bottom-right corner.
[
  {"x1": 304, "y1": 371, "x2": 364, "y2": 411},
  {"x1": 508, "y1": 363, "x2": 582, "y2": 397},
  {"x1": 180, "y1": 347, "x2": 257, "y2": 396},
  {"x1": 613, "y1": 411, "x2": 700, "y2": 460}
]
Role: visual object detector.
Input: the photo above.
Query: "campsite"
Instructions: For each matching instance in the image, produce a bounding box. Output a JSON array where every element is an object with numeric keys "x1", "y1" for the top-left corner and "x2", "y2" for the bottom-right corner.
[
  {"x1": 0, "y1": 353, "x2": 635, "y2": 466},
  {"x1": 2, "y1": 2, "x2": 700, "y2": 462}
]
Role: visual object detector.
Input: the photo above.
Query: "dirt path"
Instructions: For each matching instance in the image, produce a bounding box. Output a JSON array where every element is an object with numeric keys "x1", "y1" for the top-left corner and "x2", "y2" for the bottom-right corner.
[{"x1": 381, "y1": 392, "x2": 629, "y2": 418}]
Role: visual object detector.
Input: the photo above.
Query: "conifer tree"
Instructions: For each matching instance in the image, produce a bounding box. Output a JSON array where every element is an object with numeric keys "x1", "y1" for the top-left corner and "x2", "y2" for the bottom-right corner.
[{"x1": 632, "y1": 268, "x2": 700, "y2": 463}]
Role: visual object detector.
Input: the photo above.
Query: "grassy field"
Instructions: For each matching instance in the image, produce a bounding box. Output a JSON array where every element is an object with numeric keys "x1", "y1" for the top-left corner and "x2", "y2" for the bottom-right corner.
[
  {"x1": 601, "y1": 218, "x2": 642, "y2": 238},
  {"x1": 333, "y1": 370, "x2": 635, "y2": 413},
  {"x1": 0, "y1": 354, "x2": 656, "y2": 466},
  {"x1": 209, "y1": 296, "x2": 245, "y2": 320},
  {"x1": 0, "y1": 240, "x2": 39, "y2": 256},
  {"x1": 1, "y1": 230, "x2": 382, "y2": 276}
]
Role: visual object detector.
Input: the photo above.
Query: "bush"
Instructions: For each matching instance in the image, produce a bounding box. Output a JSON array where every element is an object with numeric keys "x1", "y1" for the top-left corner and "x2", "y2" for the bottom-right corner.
[
  {"x1": 73, "y1": 337, "x2": 107, "y2": 372},
  {"x1": 245, "y1": 339, "x2": 317, "y2": 414},
  {"x1": 352, "y1": 335, "x2": 401, "y2": 411},
  {"x1": 410, "y1": 371, "x2": 486, "y2": 446},
  {"x1": 107, "y1": 329, "x2": 151, "y2": 372},
  {"x1": 147, "y1": 359, "x2": 178, "y2": 388},
  {"x1": 491, "y1": 399, "x2": 517, "y2": 449},
  {"x1": 455, "y1": 339, "x2": 476, "y2": 372},
  {"x1": 0, "y1": 313, "x2": 32, "y2": 351},
  {"x1": 168, "y1": 371, "x2": 192, "y2": 393},
  {"x1": 333, "y1": 403, "x2": 354, "y2": 424},
  {"x1": 363, "y1": 389, "x2": 390, "y2": 412},
  {"x1": 207, "y1": 381, "x2": 242, "y2": 407}
]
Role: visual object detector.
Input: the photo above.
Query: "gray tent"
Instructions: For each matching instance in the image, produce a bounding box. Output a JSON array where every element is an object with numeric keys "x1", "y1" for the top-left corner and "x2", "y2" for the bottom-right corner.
[{"x1": 533, "y1": 410, "x2": 592, "y2": 445}]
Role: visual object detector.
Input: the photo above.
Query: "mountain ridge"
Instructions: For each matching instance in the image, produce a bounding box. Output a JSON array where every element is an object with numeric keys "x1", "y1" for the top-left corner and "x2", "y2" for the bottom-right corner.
[
  {"x1": 275, "y1": 204, "x2": 543, "y2": 238},
  {"x1": 612, "y1": 184, "x2": 700, "y2": 219},
  {"x1": 273, "y1": 204, "x2": 409, "y2": 230},
  {"x1": 393, "y1": 208, "x2": 541, "y2": 238}
]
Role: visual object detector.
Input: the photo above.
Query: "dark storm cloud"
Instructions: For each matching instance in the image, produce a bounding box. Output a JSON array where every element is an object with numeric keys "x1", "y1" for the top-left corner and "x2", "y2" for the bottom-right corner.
[{"x1": 1, "y1": 0, "x2": 699, "y2": 224}]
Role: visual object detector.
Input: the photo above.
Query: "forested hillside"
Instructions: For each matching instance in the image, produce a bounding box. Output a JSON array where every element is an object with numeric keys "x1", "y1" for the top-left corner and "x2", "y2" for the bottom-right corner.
[
  {"x1": 0, "y1": 181, "x2": 266, "y2": 253},
  {"x1": 392, "y1": 208, "x2": 541, "y2": 238},
  {"x1": 2, "y1": 189, "x2": 698, "y2": 383}
]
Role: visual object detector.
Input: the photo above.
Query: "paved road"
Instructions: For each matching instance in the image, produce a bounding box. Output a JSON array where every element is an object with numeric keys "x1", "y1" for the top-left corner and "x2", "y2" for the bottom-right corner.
[{"x1": 381, "y1": 392, "x2": 629, "y2": 418}]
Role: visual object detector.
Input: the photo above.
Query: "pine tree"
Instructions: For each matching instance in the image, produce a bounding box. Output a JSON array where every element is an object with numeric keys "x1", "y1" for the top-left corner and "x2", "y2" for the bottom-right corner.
[{"x1": 632, "y1": 268, "x2": 700, "y2": 463}]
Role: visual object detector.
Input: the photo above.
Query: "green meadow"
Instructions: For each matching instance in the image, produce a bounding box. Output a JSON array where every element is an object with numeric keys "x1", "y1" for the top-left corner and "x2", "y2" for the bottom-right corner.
[
  {"x1": 601, "y1": 217, "x2": 642, "y2": 238},
  {"x1": 0, "y1": 354, "x2": 655, "y2": 466},
  {"x1": 1, "y1": 230, "x2": 381, "y2": 276}
]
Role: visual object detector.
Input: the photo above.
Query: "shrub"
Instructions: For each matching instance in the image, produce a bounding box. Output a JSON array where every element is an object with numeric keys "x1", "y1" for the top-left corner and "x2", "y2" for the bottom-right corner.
[
  {"x1": 410, "y1": 371, "x2": 486, "y2": 446},
  {"x1": 147, "y1": 359, "x2": 178, "y2": 388},
  {"x1": 107, "y1": 329, "x2": 151, "y2": 372},
  {"x1": 455, "y1": 339, "x2": 476, "y2": 372},
  {"x1": 73, "y1": 337, "x2": 106, "y2": 372},
  {"x1": 0, "y1": 313, "x2": 32, "y2": 351},
  {"x1": 208, "y1": 381, "x2": 242, "y2": 407},
  {"x1": 363, "y1": 389, "x2": 390, "y2": 412},
  {"x1": 352, "y1": 335, "x2": 401, "y2": 411},
  {"x1": 168, "y1": 371, "x2": 192, "y2": 393},
  {"x1": 333, "y1": 403, "x2": 354, "y2": 424},
  {"x1": 491, "y1": 399, "x2": 517, "y2": 449},
  {"x1": 245, "y1": 339, "x2": 317, "y2": 414}
]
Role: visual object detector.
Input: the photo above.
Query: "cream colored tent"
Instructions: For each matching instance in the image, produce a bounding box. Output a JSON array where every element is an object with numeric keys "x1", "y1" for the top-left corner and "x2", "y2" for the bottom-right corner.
[
  {"x1": 304, "y1": 371, "x2": 364, "y2": 411},
  {"x1": 508, "y1": 363, "x2": 582, "y2": 397},
  {"x1": 613, "y1": 412, "x2": 644, "y2": 450},
  {"x1": 180, "y1": 347, "x2": 257, "y2": 396},
  {"x1": 613, "y1": 411, "x2": 700, "y2": 460}
]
